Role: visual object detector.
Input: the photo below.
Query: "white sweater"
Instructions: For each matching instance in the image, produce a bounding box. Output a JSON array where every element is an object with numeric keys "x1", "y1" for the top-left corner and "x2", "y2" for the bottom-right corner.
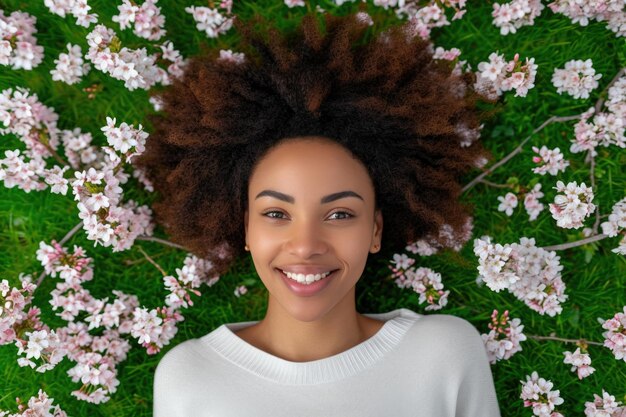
[{"x1": 153, "y1": 308, "x2": 502, "y2": 417}]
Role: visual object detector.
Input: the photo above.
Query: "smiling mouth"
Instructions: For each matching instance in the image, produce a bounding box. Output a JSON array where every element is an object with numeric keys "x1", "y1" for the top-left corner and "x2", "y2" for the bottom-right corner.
[{"x1": 276, "y1": 268, "x2": 339, "y2": 285}]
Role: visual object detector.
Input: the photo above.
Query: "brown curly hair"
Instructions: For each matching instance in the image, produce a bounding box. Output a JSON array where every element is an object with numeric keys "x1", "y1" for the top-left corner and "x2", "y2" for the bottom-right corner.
[{"x1": 133, "y1": 7, "x2": 492, "y2": 277}]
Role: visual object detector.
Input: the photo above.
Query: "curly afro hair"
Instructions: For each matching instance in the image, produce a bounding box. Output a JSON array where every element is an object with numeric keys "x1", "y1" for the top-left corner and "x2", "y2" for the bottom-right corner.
[{"x1": 133, "y1": 8, "x2": 492, "y2": 277}]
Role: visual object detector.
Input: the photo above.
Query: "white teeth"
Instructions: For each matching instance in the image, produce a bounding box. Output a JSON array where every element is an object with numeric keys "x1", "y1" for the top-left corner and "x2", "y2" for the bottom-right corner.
[{"x1": 282, "y1": 270, "x2": 332, "y2": 284}]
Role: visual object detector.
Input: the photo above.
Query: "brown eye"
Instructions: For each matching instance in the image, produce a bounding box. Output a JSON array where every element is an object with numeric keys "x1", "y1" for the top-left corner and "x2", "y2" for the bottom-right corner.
[
  {"x1": 328, "y1": 211, "x2": 354, "y2": 220},
  {"x1": 263, "y1": 210, "x2": 287, "y2": 219}
]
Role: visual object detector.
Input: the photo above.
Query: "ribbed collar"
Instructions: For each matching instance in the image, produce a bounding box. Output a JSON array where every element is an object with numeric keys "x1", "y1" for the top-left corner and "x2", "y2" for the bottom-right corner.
[{"x1": 200, "y1": 308, "x2": 421, "y2": 385}]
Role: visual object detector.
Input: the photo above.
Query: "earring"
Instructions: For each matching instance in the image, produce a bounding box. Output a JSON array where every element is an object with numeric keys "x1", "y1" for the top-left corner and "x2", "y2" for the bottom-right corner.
[
  {"x1": 244, "y1": 244, "x2": 249, "y2": 251},
  {"x1": 372, "y1": 244, "x2": 379, "y2": 251}
]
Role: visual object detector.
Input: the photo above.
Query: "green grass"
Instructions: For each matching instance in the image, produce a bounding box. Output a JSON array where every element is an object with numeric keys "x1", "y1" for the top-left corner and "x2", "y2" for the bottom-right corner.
[{"x1": 1, "y1": 0, "x2": 626, "y2": 415}]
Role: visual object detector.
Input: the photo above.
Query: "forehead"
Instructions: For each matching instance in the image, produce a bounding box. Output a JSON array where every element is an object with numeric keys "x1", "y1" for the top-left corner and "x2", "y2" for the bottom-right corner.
[{"x1": 248, "y1": 137, "x2": 375, "y2": 199}]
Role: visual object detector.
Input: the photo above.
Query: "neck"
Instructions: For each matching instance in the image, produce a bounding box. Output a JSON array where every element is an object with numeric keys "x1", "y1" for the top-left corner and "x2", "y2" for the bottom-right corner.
[{"x1": 247, "y1": 291, "x2": 382, "y2": 362}]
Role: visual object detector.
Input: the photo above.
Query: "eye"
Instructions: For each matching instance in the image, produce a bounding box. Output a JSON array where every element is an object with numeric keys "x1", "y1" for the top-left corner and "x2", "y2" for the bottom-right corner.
[
  {"x1": 328, "y1": 211, "x2": 354, "y2": 220},
  {"x1": 262, "y1": 210, "x2": 287, "y2": 220}
]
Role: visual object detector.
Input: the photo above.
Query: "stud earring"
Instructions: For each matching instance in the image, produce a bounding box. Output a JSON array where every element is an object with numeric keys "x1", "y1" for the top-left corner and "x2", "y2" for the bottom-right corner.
[{"x1": 245, "y1": 245, "x2": 249, "y2": 251}]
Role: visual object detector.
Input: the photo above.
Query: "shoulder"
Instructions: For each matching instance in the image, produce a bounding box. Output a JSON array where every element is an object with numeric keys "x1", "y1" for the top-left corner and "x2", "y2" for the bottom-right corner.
[
  {"x1": 155, "y1": 338, "x2": 198, "y2": 374},
  {"x1": 413, "y1": 313, "x2": 481, "y2": 338},
  {"x1": 406, "y1": 313, "x2": 485, "y2": 356}
]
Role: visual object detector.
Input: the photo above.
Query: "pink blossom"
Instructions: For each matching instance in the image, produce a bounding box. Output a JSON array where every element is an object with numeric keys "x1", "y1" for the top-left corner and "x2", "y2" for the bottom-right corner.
[
  {"x1": 474, "y1": 236, "x2": 567, "y2": 316},
  {"x1": 520, "y1": 371, "x2": 565, "y2": 416},
  {"x1": 532, "y1": 146, "x2": 570, "y2": 176},
  {"x1": 552, "y1": 59, "x2": 602, "y2": 99},
  {"x1": 497, "y1": 192, "x2": 518, "y2": 216},
  {"x1": 284, "y1": 0, "x2": 305, "y2": 7},
  {"x1": 475, "y1": 52, "x2": 537, "y2": 98},
  {"x1": 44, "y1": 0, "x2": 98, "y2": 27},
  {"x1": 524, "y1": 183, "x2": 545, "y2": 221},
  {"x1": 481, "y1": 309, "x2": 527, "y2": 363},
  {"x1": 492, "y1": 0, "x2": 544, "y2": 35},
  {"x1": 549, "y1": 180, "x2": 595, "y2": 229},
  {"x1": 584, "y1": 390, "x2": 626, "y2": 416},
  {"x1": 391, "y1": 265, "x2": 450, "y2": 310},
  {"x1": 563, "y1": 347, "x2": 595, "y2": 379},
  {"x1": 0, "y1": 11, "x2": 44, "y2": 70},
  {"x1": 600, "y1": 306, "x2": 626, "y2": 362}
]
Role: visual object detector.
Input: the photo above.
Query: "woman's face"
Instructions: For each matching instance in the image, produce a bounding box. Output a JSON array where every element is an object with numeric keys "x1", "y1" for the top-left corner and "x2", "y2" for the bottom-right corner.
[{"x1": 244, "y1": 137, "x2": 383, "y2": 322}]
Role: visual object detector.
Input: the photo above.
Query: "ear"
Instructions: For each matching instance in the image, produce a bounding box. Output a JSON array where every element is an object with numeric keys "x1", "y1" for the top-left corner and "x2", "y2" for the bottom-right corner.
[{"x1": 371, "y1": 209, "x2": 383, "y2": 253}]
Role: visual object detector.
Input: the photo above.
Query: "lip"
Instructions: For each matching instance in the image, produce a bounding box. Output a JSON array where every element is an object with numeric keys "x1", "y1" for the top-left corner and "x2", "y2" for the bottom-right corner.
[
  {"x1": 276, "y1": 268, "x2": 338, "y2": 297},
  {"x1": 277, "y1": 265, "x2": 338, "y2": 274}
]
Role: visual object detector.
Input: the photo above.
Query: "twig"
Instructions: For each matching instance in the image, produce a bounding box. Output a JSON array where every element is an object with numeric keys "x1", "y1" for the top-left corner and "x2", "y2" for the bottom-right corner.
[
  {"x1": 35, "y1": 221, "x2": 85, "y2": 288},
  {"x1": 136, "y1": 245, "x2": 167, "y2": 276},
  {"x1": 464, "y1": 68, "x2": 625, "y2": 193},
  {"x1": 594, "y1": 67, "x2": 625, "y2": 114},
  {"x1": 462, "y1": 115, "x2": 580, "y2": 193},
  {"x1": 135, "y1": 235, "x2": 188, "y2": 251},
  {"x1": 541, "y1": 233, "x2": 608, "y2": 251},
  {"x1": 587, "y1": 151, "x2": 602, "y2": 234},
  {"x1": 478, "y1": 179, "x2": 514, "y2": 189},
  {"x1": 527, "y1": 334, "x2": 604, "y2": 347}
]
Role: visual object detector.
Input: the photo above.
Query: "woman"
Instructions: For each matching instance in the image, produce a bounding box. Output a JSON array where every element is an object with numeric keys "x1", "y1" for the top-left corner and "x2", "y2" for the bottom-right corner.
[{"x1": 137, "y1": 7, "x2": 501, "y2": 416}]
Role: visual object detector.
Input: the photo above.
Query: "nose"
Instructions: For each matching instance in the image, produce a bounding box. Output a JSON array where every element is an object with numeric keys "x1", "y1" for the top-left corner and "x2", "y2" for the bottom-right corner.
[{"x1": 285, "y1": 217, "x2": 329, "y2": 259}]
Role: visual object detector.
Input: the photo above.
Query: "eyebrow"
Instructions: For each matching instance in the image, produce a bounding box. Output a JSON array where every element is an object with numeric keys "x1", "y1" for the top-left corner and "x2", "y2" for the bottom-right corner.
[{"x1": 255, "y1": 189, "x2": 364, "y2": 204}]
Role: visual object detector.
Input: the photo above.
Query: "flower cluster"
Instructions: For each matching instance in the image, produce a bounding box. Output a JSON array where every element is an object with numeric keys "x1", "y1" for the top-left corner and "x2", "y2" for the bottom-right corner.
[
  {"x1": 474, "y1": 236, "x2": 567, "y2": 316},
  {"x1": 548, "y1": 0, "x2": 626, "y2": 38},
  {"x1": 0, "y1": 10, "x2": 44, "y2": 70},
  {"x1": 524, "y1": 183, "x2": 546, "y2": 221},
  {"x1": 563, "y1": 346, "x2": 595, "y2": 379},
  {"x1": 164, "y1": 261, "x2": 219, "y2": 309},
  {"x1": 69, "y1": 121, "x2": 153, "y2": 252},
  {"x1": 389, "y1": 255, "x2": 450, "y2": 310},
  {"x1": 405, "y1": 217, "x2": 474, "y2": 256},
  {"x1": 0, "y1": 87, "x2": 71, "y2": 193},
  {"x1": 1, "y1": 275, "x2": 67, "y2": 373},
  {"x1": 496, "y1": 184, "x2": 546, "y2": 222},
  {"x1": 28, "y1": 239, "x2": 219, "y2": 403},
  {"x1": 552, "y1": 59, "x2": 602, "y2": 99},
  {"x1": 475, "y1": 52, "x2": 538, "y2": 99},
  {"x1": 584, "y1": 390, "x2": 626, "y2": 417},
  {"x1": 549, "y1": 180, "x2": 595, "y2": 229},
  {"x1": 600, "y1": 196, "x2": 626, "y2": 255},
  {"x1": 112, "y1": 0, "x2": 166, "y2": 41},
  {"x1": 571, "y1": 74, "x2": 626, "y2": 156},
  {"x1": 481, "y1": 309, "x2": 527, "y2": 364},
  {"x1": 395, "y1": 0, "x2": 467, "y2": 40},
  {"x1": 520, "y1": 371, "x2": 565, "y2": 417},
  {"x1": 0, "y1": 89, "x2": 110, "y2": 195},
  {"x1": 85, "y1": 25, "x2": 185, "y2": 91},
  {"x1": 532, "y1": 146, "x2": 570, "y2": 176},
  {"x1": 50, "y1": 43, "x2": 91, "y2": 85},
  {"x1": 217, "y1": 49, "x2": 246, "y2": 65},
  {"x1": 491, "y1": 0, "x2": 544, "y2": 35},
  {"x1": 0, "y1": 388, "x2": 68, "y2": 417},
  {"x1": 0, "y1": 275, "x2": 37, "y2": 345},
  {"x1": 599, "y1": 306, "x2": 626, "y2": 362},
  {"x1": 185, "y1": 5, "x2": 234, "y2": 38},
  {"x1": 0, "y1": 90, "x2": 156, "y2": 251},
  {"x1": 44, "y1": 0, "x2": 98, "y2": 27}
]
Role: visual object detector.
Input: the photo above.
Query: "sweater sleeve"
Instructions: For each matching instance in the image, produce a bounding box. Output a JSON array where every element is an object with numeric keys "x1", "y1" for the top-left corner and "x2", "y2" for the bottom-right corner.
[
  {"x1": 453, "y1": 318, "x2": 502, "y2": 417},
  {"x1": 153, "y1": 341, "x2": 196, "y2": 417}
]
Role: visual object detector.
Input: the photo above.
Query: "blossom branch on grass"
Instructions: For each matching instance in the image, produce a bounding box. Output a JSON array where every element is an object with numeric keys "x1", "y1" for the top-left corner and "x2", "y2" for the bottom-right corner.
[
  {"x1": 462, "y1": 115, "x2": 580, "y2": 193},
  {"x1": 526, "y1": 334, "x2": 604, "y2": 347},
  {"x1": 464, "y1": 67, "x2": 626, "y2": 193},
  {"x1": 136, "y1": 245, "x2": 167, "y2": 276}
]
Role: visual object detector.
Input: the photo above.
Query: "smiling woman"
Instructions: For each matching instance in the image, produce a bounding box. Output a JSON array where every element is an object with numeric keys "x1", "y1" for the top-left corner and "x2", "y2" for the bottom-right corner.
[{"x1": 133, "y1": 6, "x2": 501, "y2": 417}]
